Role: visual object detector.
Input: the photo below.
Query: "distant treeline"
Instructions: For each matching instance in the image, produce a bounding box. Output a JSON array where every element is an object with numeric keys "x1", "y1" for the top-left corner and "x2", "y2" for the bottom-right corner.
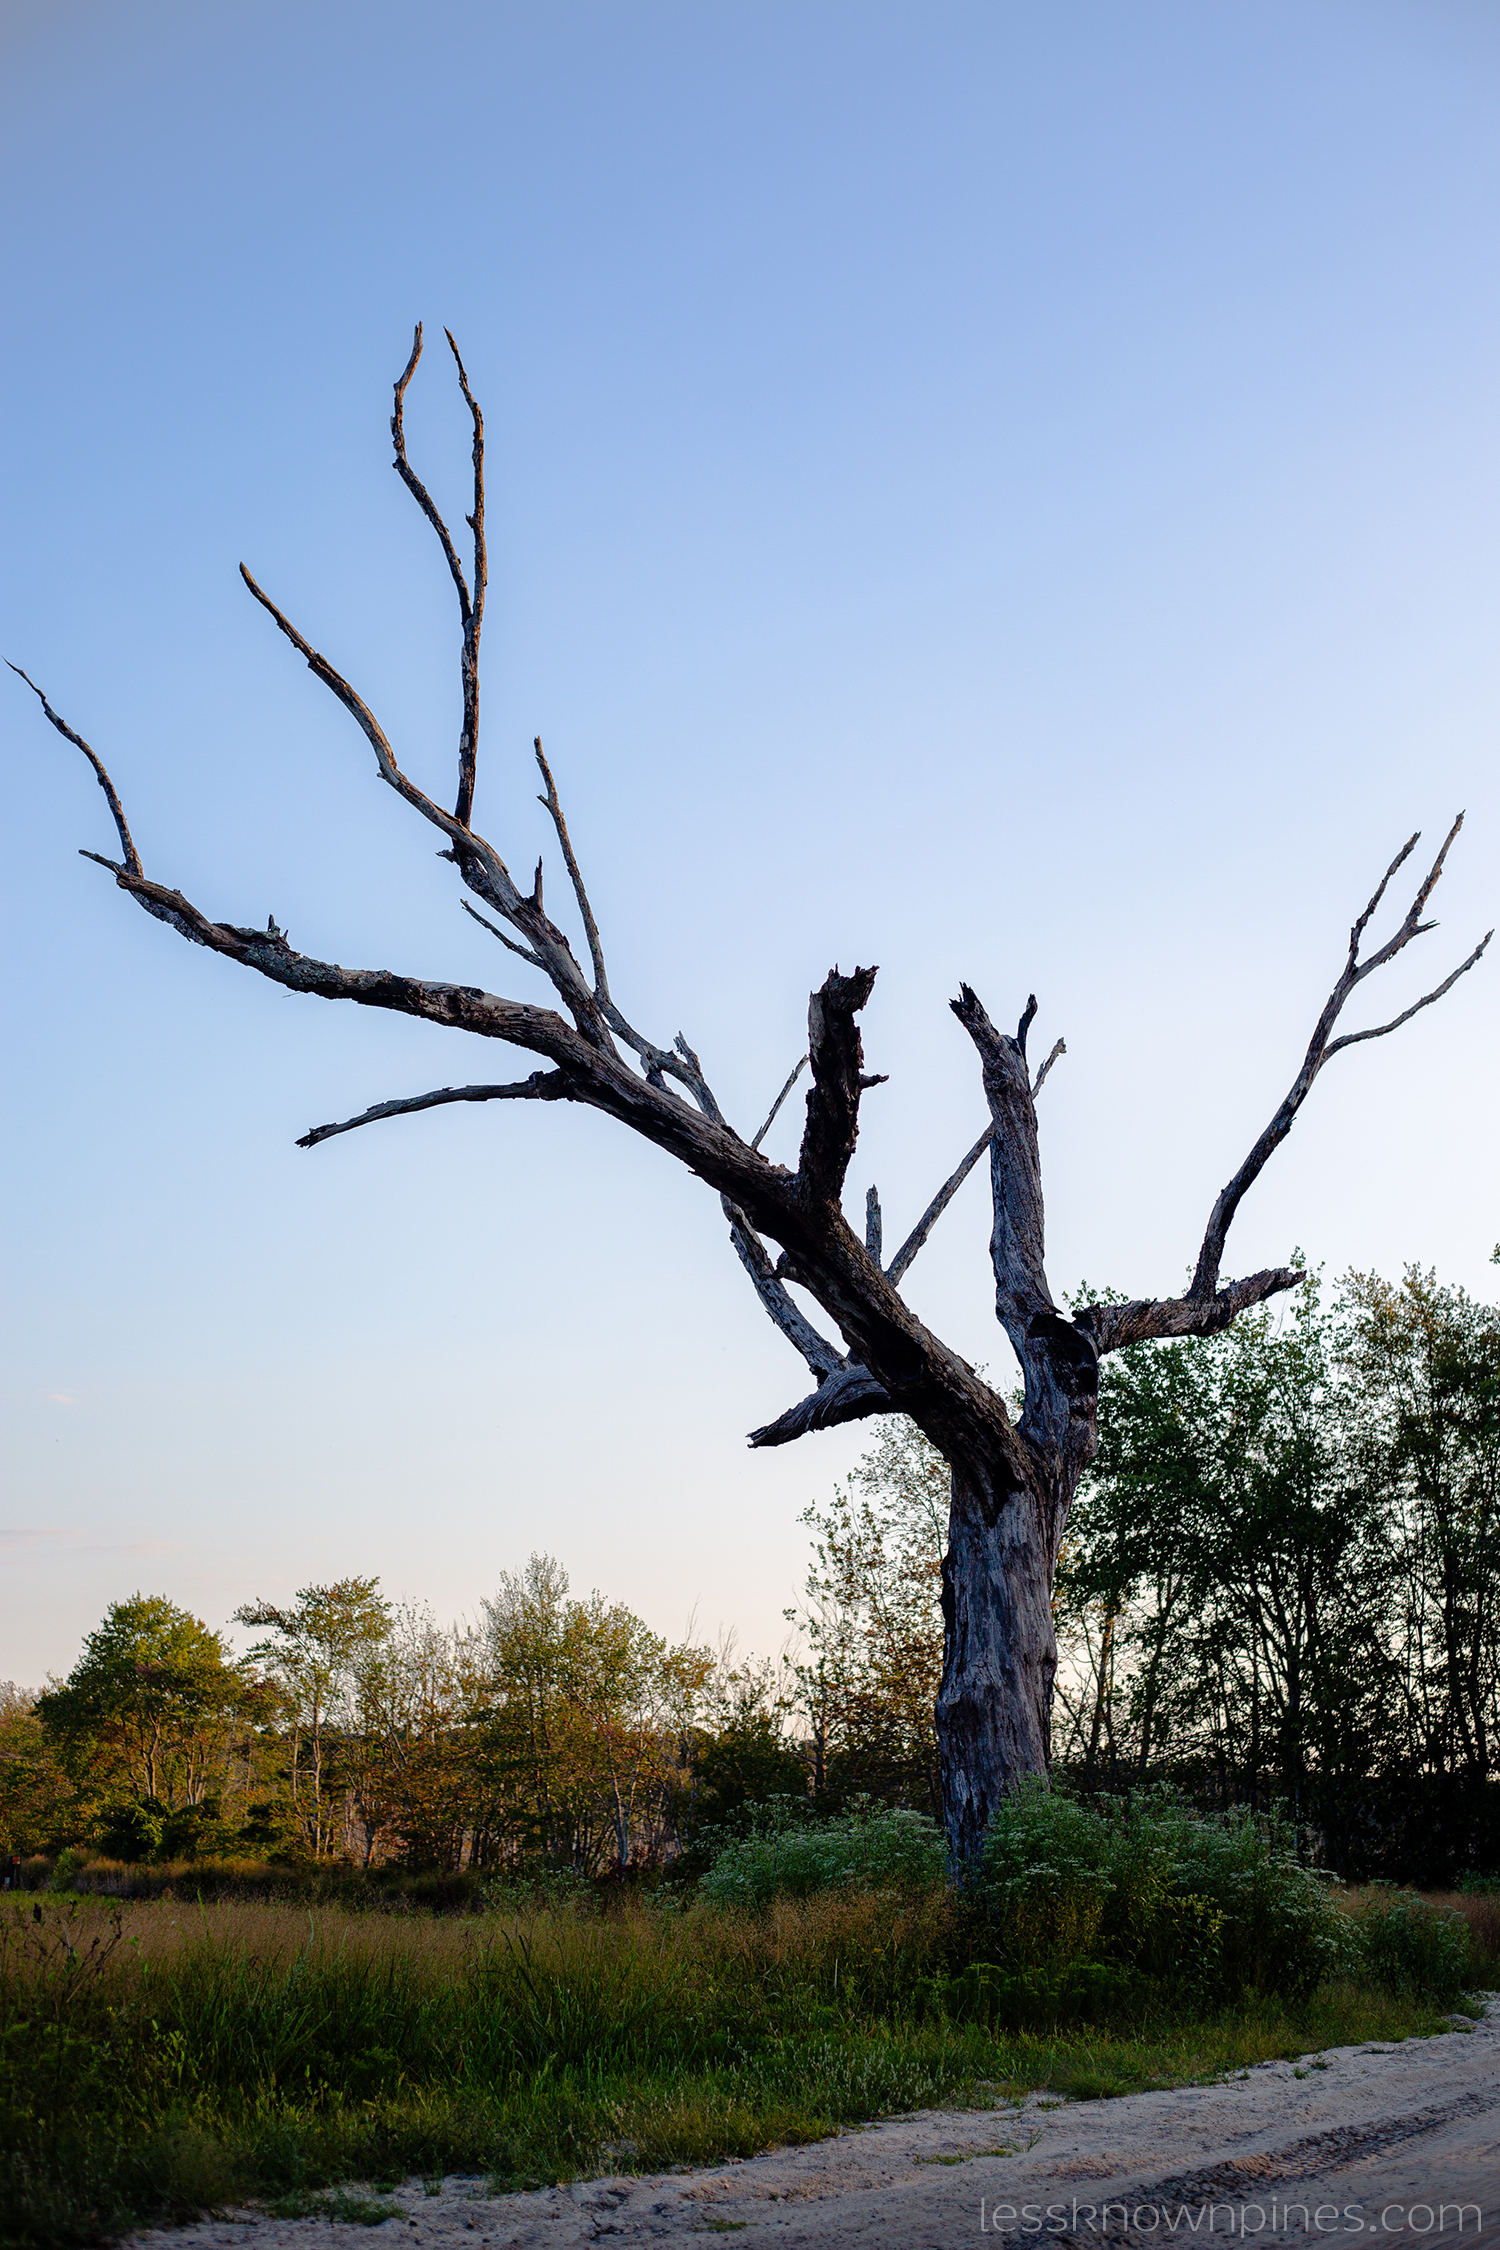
[{"x1": 3, "y1": 1262, "x2": 1498, "y2": 1885}]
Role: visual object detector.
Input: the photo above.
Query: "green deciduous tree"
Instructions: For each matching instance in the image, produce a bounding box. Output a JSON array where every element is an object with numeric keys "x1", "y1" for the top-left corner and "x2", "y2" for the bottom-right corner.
[
  {"x1": 793, "y1": 1417, "x2": 947, "y2": 1812},
  {"x1": 35, "y1": 1596, "x2": 254, "y2": 1854},
  {"x1": 234, "y1": 1578, "x2": 392, "y2": 1859},
  {"x1": 1052, "y1": 1267, "x2": 1500, "y2": 1878},
  {"x1": 1342, "y1": 1267, "x2": 1500, "y2": 1785}
]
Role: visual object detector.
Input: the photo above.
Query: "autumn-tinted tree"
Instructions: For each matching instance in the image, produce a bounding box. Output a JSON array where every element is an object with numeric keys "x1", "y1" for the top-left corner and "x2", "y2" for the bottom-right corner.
[
  {"x1": 0, "y1": 1685, "x2": 74, "y2": 1858},
  {"x1": 16, "y1": 330, "x2": 1489, "y2": 1861},
  {"x1": 477, "y1": 1555, "x2": 710, "y2": 1873}
]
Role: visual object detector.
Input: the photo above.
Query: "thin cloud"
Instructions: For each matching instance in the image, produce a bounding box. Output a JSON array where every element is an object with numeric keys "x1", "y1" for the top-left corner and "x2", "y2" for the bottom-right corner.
[
  {"x1": 0, "y1": 1528, "x2": 185, "y2": 1558},
  {"x1": 45, "y1": 1392, "x2": 78, "y2": 1406}
]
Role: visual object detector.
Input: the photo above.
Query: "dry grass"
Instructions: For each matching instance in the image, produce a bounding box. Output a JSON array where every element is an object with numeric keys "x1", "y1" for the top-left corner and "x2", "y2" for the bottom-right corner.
[
  {"x1": 0, "y1": 1886, "x2": 1473, "y2": 2250},
  {"x1": 1430, "y1": 1889, "x2": 1500, "y2": 1970}
]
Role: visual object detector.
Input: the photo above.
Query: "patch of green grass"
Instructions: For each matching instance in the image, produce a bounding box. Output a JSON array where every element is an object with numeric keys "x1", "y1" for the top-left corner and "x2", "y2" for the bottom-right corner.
[
  {"x1": 0, "y1": 1893, "x2": 1468, "y2": 2250},
  {"x1": 266, "y1": 2188, "x2": 402, "y2": 2225},
  {"x1": 914, "y1": 2142, "x2": 1025, "y2": 2164}
]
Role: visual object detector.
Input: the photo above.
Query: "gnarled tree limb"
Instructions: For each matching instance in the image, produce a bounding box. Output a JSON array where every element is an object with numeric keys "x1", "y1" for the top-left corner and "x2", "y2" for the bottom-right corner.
[
  {"x1": 751, "y1": 1056, "x2": 807, "y2": 1152},
  {"x1": 297, "y1": 1071, "x2": 572, "y2": 1149}
]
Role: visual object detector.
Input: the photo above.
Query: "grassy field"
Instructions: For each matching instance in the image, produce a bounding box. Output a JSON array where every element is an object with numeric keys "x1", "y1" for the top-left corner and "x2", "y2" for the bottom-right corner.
[{"x1": 1, "y1": 1881, "x2": 1489, "y2": 2250}]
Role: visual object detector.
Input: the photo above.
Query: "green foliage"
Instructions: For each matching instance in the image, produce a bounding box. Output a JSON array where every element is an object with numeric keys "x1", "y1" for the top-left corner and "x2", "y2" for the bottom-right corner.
[
  {"x1": 1347, "y1": 1886, "x2": 1474, "y2": 2003},
  {"x1": 684, "y1": 1715, "x2": 810, "y2": 1841},
  {"x1": 698, "y1": 1807, "x2": 945, "y2": 1906},
  {"x1": 475, "y1": 1554, "x2": 712, "y2": 1876},
  {"x1": 34, "y1": 1597, "x2": 255, "y2": 1857},
  {"x1": 0, "y1": 1688, "x2": 72, "y2": 1860},
  {"x1": 1056, "y1": 1268, "x2": 1500, "y2": 1887},
  {"x1": 792, "y1": 1419, "x2": 947, "y2": 1813},
  {"x1": 978, "y1": 1783, "x2": 1344, "y2": 2000},
  {"x1": 234, "y1": 1577, "x2": 392, "y2": 1863}
]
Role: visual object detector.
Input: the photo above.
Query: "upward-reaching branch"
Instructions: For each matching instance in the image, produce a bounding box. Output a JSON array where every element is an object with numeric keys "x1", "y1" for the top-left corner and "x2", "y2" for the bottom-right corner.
[
  {"x1": 951, "y1": 982, "x2": 1049, "y2": 1342},
  {"x1": 1186, "y1": 818, "x2": 1488, "y2": 1307},
  {"x1": 8, "y1": 666, "x2": 141, "y2": 875},
  {"x1": 1077, "y1": 820, "x2": 1490, "y2": 1357},
  {"x1": 390, "y1": 323, "x2": 486, "y2": 827}
]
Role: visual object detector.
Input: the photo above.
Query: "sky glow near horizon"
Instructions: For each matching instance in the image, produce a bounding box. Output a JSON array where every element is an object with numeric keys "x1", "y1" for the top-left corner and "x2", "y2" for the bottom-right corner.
[{"x1": 2, "y1": 0, "x2": 1498, "y2": 1688}]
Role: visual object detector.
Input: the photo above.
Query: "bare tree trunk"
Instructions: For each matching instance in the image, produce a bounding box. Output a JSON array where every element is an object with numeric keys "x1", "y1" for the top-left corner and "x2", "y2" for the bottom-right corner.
[{"x1": 937, "y1": 1455, "x2": 1066, "y2": 1865}]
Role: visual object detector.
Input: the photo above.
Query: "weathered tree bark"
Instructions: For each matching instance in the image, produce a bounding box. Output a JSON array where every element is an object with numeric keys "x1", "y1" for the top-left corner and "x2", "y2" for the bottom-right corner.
[{"x1": 12, "y1": 327, "x2": 1491, "y2": 1868}]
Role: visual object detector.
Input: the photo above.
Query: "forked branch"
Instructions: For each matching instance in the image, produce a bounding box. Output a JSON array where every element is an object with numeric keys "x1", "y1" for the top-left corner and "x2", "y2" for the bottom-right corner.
[
  {"x1": 1077, "y1": 821, "x2": 1489, "y2": 1356},
  {"x1": 1185, "y1": 818, "x2": 1489, "y2": 1307},
  {"x1": 391, "y1": 322, "x2": 486, "y2": 826}
]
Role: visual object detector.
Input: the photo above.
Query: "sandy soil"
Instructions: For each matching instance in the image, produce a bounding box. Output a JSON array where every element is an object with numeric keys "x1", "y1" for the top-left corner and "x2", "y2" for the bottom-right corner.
[{"x1": 126, "y1": 1998, "x2": 1500, "y2": 2249}]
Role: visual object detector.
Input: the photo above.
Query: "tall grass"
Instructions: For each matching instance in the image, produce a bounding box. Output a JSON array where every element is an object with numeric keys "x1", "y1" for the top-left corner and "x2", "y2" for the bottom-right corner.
[{"x1": 0, "y1": 1887, "x2": 1472, "y2": 2250}]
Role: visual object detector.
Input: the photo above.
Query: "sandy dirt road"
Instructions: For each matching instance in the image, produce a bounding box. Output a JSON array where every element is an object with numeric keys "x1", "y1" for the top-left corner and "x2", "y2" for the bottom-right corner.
[{"x1": 127, "y1": 1999, "x2": 1500, "y2": 2250}]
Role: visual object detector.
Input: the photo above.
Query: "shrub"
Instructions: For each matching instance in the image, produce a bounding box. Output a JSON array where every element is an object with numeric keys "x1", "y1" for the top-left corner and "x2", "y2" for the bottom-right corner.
[
  {"x1": 1134, "y1": 1797, "x2": 1348, "y2": 1999},
  {"x1": 976, "y1": 1780, "x2": 1119, "y2": 1965},
  {"x1": 978, "y1": 1783, "x2": 1344, "y2": 2000},
  {"x1": 45, "y1": 1849, "x2": 84, "y2": 1894},
  {"x1": 698, "y1": 1807, "x2": 944, "y2": 1906},
  {"x1": 1348, "y1": 1886, "x2": 1473, "y2": 2004}
]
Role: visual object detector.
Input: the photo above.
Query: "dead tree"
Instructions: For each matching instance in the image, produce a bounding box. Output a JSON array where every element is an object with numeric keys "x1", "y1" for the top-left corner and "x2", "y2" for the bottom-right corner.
[{"x1": 13, "y1": 329, "x2": 1491, "y2": 1864}]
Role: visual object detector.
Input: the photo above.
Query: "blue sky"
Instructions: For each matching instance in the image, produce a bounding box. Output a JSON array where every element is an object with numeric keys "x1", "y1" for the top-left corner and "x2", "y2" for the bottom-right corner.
[{"x1": 3, "y1": 0, "x2": 1497, "y2": 1686}]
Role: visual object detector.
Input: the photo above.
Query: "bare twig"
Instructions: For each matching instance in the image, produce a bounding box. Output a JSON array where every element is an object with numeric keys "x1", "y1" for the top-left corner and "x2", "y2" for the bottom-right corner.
[
  {"x1": 534, "y1": 738, "x2": 609, "y2": 999},
  {"x1": 751, "y1": 1055, "x2": 808, "y2": 1152},
  {"x1": 881, "y1": 1035, "x2": 1062, "y2": 1291},
  {"x1": 460, "y1": 898, "x2": 545, "y2": 967},
  {"x1": 236, "y1": 564, "x2": 603, "y2": 1039},
  {"x1": 446, "y1": 328, "x2": 486, "y2": 828},
  {"x1": 1076, "y1": 819, "x2": 1489, "y2": 1358},
  {"x1": 298, "y1": 1072, "x2": 570, "y2": 1148},
  {"x1": 7, "y1": 665, "x2": 141, "y2": 874},
  {"x1": 1324, "y1": 934, "x2": 1492, "y2": 1058},
  {"x1": 723, "y1": 1200, "x2": 844, "y2": 1386},
  {"x1": 884, "y1": 1124, "x2": 992, "y2": 1287},
  {"x1": 1032, "y1": 1037, "x2": 1066, "y2": 1097}
]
